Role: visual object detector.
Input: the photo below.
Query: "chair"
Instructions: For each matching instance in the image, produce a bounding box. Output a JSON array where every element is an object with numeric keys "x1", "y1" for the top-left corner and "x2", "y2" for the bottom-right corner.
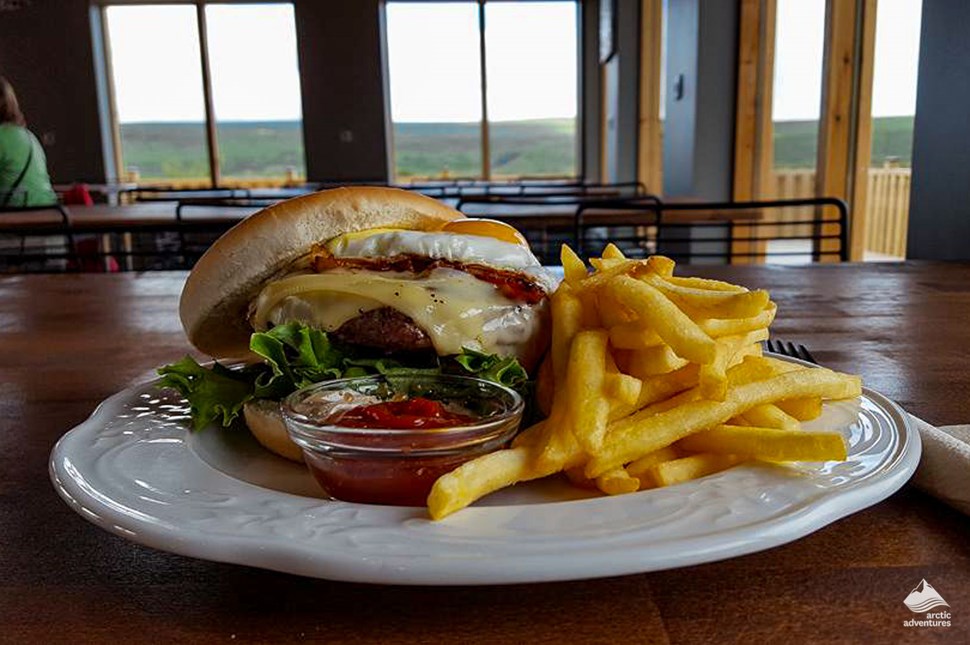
[
  {"x1": 455, "y1": 191, "x2": 661, "y2": 264},
  {"x1": 168, "y1": 197, "x2": 279, "y2": 268},
  {"x1": 0, "y1": 204, "x2": 78, "y2": 273},
  {"x1": 575, "y1": 196, "x2": 849, "y2": 263}
]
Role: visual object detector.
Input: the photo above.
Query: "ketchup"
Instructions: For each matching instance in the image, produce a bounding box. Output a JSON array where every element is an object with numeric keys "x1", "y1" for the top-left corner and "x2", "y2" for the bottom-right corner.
[
  {"x1": 301, "y1": 396, "x2": 494, "y2": 506},
  {"x1": 334, "y1": 397, "x2": 476, "y2": 429}
]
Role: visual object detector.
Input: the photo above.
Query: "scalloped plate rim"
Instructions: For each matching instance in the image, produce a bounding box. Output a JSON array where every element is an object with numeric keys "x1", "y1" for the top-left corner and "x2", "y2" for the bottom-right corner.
[{"x1": 49, "y1": 354, "x2": 921, "y2": 585}]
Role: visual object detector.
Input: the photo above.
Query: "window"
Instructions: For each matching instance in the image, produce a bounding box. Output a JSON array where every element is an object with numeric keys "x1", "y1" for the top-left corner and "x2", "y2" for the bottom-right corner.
[
  {"x1": 385, "y1": 1, "x2": 579, "y2": 181},
  {"x1": 105, "y1": 5, "x2": 209, "y2": 184},
  {"x1": 769, "y1": 0, "x2": 826, "y2": 199},
  {"x1": 103, "y1": 3, "x2": 305, "y2": 186},
  {"x1": 862, "y1": 0, "x2": 921, "y2": 259}
]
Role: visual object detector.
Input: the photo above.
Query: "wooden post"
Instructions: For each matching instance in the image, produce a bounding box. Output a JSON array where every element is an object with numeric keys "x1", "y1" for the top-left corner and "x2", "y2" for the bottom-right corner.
[
  {"x1": 848, "y1": 0, "x2": 878, "y2": 261},
  {"x1": 732, "y1": 0, "x2": 776, "y2": 263},
  {"x1": 816, "y1": 0, "x2": 860, "y2": 261},
  {"x1": 637, "y1": 0, "x2": 663, "y2": 194},
  {"x1": 99, "y1": 7, "x2": 126, "y2": 185}
]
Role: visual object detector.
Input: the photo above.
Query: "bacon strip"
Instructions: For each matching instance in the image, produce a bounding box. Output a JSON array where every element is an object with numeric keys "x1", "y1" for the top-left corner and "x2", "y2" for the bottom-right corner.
[{"x1": 311, "y1": 253, "x2": 547, "y2": 304}]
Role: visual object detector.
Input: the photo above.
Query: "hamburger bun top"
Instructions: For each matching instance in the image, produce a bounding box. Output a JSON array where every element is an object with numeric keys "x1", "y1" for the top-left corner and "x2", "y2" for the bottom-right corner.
[{"x1": 180, "y1": 186, "x2": 464, "y2": 358}]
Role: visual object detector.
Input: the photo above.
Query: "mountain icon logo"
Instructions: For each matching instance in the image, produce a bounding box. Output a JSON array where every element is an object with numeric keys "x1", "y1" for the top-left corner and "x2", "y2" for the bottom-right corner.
[{"x1": 904, "y1": 579, "x2": 950, "y2": 613}]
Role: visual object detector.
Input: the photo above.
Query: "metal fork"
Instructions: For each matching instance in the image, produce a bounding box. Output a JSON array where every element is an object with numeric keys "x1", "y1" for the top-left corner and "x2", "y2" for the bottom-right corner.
[{"x1": 764, "y1": 339, "x2": 819, "y2": 365}]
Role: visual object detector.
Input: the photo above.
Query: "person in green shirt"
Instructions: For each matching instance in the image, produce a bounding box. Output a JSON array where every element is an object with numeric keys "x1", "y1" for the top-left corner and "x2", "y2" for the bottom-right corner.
[{"x1": 0, "y1": 76, "x2": 56, "y2": 208}]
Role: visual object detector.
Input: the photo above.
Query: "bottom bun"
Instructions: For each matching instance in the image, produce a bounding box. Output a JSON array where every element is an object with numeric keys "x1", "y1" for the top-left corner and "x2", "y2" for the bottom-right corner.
[{"x1": 243, "y1": 399, "x2": 305, "y2": 462}]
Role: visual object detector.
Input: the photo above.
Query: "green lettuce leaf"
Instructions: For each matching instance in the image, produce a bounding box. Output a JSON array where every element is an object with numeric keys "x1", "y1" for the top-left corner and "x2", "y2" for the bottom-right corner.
[
  {"x1": 156, "y1": 356, "x2": 255, "y2": 431},
  {"x1": 158, "y1": 323, "x2": 531, "y2": 431},
  {"x1": 454, "y1": 347, "x2": 529, "y2": 390}
]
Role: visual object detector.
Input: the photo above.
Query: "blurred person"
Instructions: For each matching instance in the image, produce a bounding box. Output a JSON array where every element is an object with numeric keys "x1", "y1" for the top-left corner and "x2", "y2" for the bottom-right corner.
[{"x1": 0, "y1": 76, "x2": 56, "y2": 208}]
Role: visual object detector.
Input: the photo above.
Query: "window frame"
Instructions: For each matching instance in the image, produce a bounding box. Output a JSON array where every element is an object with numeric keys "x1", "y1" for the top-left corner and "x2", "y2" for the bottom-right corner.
[
  {"x1": 382, "y1": 0, "x2": 584, "y2": 183},
  {"x1": 97, "y1": 0, "x2": 303, "y2": 188},
  {"x1": 732, "y1": 0, "x2": 885, "y2": 262}
]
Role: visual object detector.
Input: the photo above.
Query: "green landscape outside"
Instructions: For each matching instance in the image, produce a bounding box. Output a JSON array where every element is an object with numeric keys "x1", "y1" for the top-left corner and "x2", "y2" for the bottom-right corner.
[{"x1": 118, "y1": 116, "x2": 915, "y2": 183}]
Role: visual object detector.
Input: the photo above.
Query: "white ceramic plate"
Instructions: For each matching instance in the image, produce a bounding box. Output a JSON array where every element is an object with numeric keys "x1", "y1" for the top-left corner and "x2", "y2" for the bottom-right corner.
[{"x1": 50, "y1": 356, "x2": 920, "y2": 585}]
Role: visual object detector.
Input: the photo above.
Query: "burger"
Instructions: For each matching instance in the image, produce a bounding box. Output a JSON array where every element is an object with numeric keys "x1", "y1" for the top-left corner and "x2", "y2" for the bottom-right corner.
[{"x1": 159, "y1": 186, "x2": 554, "y2": 461}]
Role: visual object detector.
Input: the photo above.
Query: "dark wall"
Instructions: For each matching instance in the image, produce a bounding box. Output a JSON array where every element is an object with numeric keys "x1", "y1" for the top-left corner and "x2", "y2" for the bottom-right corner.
[
  {"x1": 294, "y1": 0, "x2": 389, "y2": 182},
  {"x1": 662, "y1": 0, "x2": 737, "y2": 199},
  {"x1": 907, "y1": 0, "x2": 970, "y2": 259},
  {"x1": 0, "y1": 0, "x2": 107, "y2": 183}
]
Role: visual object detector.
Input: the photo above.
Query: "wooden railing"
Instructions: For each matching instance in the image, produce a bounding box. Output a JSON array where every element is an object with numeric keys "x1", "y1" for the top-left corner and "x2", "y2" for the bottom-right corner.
[
  {"x1": 770, "y1": 166, "x2": 911, "y2": 258},
  {"x1": 863, "y1": 167, "x2": 911, "y2": 257}
]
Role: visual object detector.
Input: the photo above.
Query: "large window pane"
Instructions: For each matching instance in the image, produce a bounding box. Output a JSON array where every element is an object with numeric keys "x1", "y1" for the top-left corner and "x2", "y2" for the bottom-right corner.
[
  {"x1": 205, "y1": 4, "x2": 305, "y2": 184},
  {"x1": 865, "y1": 0, "x2": 921, "y2": 259},
  {"x1": 105, "y1": 5, "x2": 209, "y2": 184},
  {"x1": 386, "y1": 2, "x2": 482, "y2": 180},
  {"x1": 484, "y1": 1, "x2": 578, "y2": 178},
  {"x1": 770, "y1": 0, "x2": 825, "y2": 198}
]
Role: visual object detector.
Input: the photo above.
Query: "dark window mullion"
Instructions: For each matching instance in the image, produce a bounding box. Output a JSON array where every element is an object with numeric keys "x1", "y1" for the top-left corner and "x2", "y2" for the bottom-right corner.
[
  {"x1": 196, "y1": 3, "x2": 221, "y2": 187},
  {"x1": 478, "y1": 0, "x2": 490, "y2": 181}
]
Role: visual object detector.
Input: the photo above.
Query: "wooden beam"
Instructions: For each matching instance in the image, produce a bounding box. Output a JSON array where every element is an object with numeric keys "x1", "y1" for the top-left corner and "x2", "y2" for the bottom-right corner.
[
  {"x1": 637, "y1": 0, "x2": 663, "y2": 194},
  {"x1": 848, "y1": 0, "x2": 878, "y2": 261},
  {"x1": 98, "y1": 7, "x2": 125, "y2": 186},
  {"x1": 732, "y1": 0, "x2": 775, "y2": 263},
  {"x1": 816, "y1": 0, "x2": 858, "y2": 261}
]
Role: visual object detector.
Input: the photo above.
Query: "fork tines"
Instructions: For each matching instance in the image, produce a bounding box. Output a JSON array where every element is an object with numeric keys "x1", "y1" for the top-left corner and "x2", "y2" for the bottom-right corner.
[{"x1": 764, "y1": 339, "x2": 819, "y2": 365}]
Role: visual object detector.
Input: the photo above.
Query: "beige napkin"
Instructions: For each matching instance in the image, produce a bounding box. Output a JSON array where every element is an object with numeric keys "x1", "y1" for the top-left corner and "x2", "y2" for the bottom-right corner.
[{"x1": 909, "y1": 415, "x2": 970, "y2": 515}]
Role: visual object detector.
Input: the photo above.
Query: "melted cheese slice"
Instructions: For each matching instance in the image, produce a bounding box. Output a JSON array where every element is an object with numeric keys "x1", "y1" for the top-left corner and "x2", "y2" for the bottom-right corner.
[{"x1": 252, "y1": 268, "x2": 541, "y2": 357}]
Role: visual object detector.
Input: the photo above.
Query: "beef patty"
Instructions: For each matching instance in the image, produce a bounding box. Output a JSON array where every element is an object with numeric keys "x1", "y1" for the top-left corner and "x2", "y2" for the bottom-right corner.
[{"x1": 332, "y1": 307, "x2": 433, "y2": 353}]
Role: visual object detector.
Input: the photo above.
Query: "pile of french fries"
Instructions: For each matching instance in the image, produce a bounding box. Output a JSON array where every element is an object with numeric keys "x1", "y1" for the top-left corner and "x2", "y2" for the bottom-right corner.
[{"x1": 427, "y1": 245, "x2": 861, "y2": 520}]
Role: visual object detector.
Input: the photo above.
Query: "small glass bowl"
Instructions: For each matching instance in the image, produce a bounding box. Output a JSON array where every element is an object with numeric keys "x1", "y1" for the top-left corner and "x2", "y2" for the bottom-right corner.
[{"x1": 281, "y1": 374, "x2": 524, "y2": 506}]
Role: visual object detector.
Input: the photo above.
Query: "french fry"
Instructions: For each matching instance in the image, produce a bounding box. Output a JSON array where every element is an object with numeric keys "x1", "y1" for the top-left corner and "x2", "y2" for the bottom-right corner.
[
  {"x1": 428, "y1": 250, "x2": 861, "y2": 519},
  {"x1": 585, "y1": 368, "x2": 862, "y2": 478},
  {"x1": 625, "y1": 446, "x2": 681, "y2": 482},
  {"x1": 697, "y1": 302, "x2": 777, "y2": 337},
  {"x1": 561, "y1": 244, "x2": 588, "y2": 287},
  {"x1": 428, "y1": 447, "x2": 558, "y2": 520},
  {"x1": 566, "y1": 330, "x2": 611, "y2": 452},
  {"x1": 608, "y1": 322, "x2": 664, "y2": 350},
  {"x1": 776, "y1": 397, "x2": 824, "y2": 421},
  {"x1": 633, "y1": 364, "x2": 701, "y2": 409},
  {"x1": 603, "y1": 276, "x2": 717, "y2": 364},
  {"x1": 699, "y1": 328, "x2": 770, "y2": 401},
  {"x1": 602, "y1": 243, "x2": 627, "y2": 260},
  {"x1": 677, "y1": 424, "x2": 847, "y2": 462},
  {"x1": 641, "y1": 273, "x2": 770, "y2": 319},
  {"x1": 605, "y1": 352, "x2": 642, "y2": 408},
  {"x1": 564, "y1": 465, "x2": 598, "y2": 490},
  {"x1": 739, "y1": 403, "x2": 801, "y2": 432},
  {"x1": 595, "y1": 468, "x2": 640, "y2": 495},
  {"x1": 535, "y1": 355, "x2": 554, "y2": 416},
  {"x1": 641, "y1": 255, "x2": 675, "y2": 277},
  {"x1": 550, "y1": 286, "x2": 584, "y2": 387},
  {"x1": 621, "y1": 345, "x2": 690, "y2": 379},
  {"x1": 511, "y1": 420, "x2": 545, "y2": 448},
  {"x1": 663, "y1": 275, "x2": 746, "y2": 292},
  {"x1": 597, "y1": 288, "x2": 636, "y2": 327},
  {"x1": 590, "y1": 257, "x2": 625, "y2": 272},
  {"x1": 644, "y1": 454, "x2": 743, "y2": 487}
]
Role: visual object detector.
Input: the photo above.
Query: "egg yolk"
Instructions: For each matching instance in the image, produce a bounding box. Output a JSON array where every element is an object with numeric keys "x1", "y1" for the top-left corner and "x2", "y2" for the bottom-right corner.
[{"x1": 442, "y1": 219, "x2": 528, "y2": 246}]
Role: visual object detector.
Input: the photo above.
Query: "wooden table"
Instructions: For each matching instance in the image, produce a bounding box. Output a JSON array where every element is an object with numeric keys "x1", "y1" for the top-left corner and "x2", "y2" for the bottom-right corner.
[
  {"x1": 0, "y1": 202, "x2": 260, "y2": 233},
  {"x1": 2, "y1": 263, "x2": 969, "y2": 644}
]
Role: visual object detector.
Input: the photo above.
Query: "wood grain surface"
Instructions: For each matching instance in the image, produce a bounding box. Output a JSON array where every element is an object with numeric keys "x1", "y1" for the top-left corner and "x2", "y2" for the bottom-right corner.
[{"x1": 2, "y1": 263, "x2": 969, "y2": 644}]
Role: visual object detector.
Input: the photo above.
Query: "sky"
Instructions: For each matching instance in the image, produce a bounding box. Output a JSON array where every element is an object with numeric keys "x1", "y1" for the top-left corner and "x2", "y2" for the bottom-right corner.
[
  {"x1": 772, "y1": 0, "x2": 922, "y2": 121},
  {"x1": 106, "y1": 0, "x2": 920, "y2": 125},
  {"x1": 107, "y1": 3, "x2": 302, "y2": 123}
]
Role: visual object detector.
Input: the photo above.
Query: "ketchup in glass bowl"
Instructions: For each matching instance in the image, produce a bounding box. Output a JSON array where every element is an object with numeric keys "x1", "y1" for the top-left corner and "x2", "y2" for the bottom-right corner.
[{"x1": 281, "y1": 375, "x2": 524, "y2": 506}]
